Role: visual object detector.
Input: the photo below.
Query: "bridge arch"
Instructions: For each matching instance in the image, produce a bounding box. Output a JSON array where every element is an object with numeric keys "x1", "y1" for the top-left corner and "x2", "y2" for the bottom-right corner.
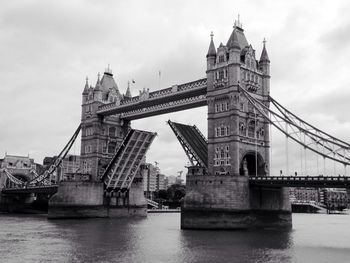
[{"x1": 239, "y1": 151, "x2": 266, "y2": 176}]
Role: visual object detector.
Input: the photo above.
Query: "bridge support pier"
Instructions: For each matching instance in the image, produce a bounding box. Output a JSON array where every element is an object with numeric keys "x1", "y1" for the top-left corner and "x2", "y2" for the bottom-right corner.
[
  {"x1": 181, "y1": 174, "x2": 291, "y2": 229},
  {"x1": 107, "y1": 174, "x2": 147, "y2": 218},
  {"x1": 48, "y1": 174, "x2": 147, "y2": 219},
  {"x1": 48, "y1": 181, "x2": 106, "y2": 219}
]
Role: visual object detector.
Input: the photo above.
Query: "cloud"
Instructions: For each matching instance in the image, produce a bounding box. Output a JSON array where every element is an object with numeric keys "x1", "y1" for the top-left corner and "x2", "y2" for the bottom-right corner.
[{"x1": 1, "y1": 0, "x2": 350, "y2": 178}]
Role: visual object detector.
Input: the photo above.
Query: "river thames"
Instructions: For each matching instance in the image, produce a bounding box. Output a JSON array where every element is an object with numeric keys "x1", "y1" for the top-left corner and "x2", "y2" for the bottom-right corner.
[{"x1": 0, "y1": 213, "x2": 349, "y2": 263}]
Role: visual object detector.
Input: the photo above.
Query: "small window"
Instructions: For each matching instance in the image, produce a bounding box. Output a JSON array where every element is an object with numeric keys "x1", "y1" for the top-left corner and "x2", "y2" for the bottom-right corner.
[
  {"x1": 248, "y1": 121, "x2": 255, "y2": 138},
  {"x1": 219, "y1": 55, "x2": 225, "y2": 63},
  {"x1": 218, "y1": 70, "x2": 225, "y2": 80},
  {"x1": 109, "y1": 127, "x2": 116, "y2": 137},
  {"x1": 221, "y1": 127, "x2": 225, "y2": 136}
]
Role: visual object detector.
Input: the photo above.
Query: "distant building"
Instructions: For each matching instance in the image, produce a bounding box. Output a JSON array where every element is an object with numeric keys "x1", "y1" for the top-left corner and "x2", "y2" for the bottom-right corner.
[
  {"x1": 165, "y1": 175, "x2": 177, "y2": 186},
  {"x1": 289, "y1": 187, "x2": 348, "y2": 210},
  {"x1": 43, "y1": 154, "x2": 80, "y2": 183},
  {"x1": 323, "y1": 189, "x2": 348, "y2": 210},
  {"x1": 289, "y1": 187, "x2": 320, "y2": 203},
  {"x1": 142, "y1": 163, "x2": 166, "y2": 199},
  {"x1": 0, "y1": 154, "x2": 42, "y2": 187},
  {"x1": 164, "y1": 174, "x2": 184, "y2": 188},
  {"x1": 156, "y1": 174, "x2": 166, "y2": 191}
]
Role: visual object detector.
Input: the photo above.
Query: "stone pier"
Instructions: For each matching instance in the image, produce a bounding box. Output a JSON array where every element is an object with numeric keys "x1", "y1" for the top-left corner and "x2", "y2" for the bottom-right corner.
[
  {"x1": 48, "y1": 173, "x2": 147, "y2": 219},
  {"x1": 181, "y1": 169, "x2": 291, "y2": 229}
]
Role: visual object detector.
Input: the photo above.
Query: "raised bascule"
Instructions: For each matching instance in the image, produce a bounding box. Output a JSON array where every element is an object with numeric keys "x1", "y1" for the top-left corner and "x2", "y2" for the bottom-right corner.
[{"x1": 2, "y1": 19, "x2": 350, "y2": 228}]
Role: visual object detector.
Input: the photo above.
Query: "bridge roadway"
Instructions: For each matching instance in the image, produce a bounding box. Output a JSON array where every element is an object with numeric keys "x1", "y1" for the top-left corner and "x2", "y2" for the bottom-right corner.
[
  {"x1": 249, "y1": 175, "x2": 350, "y2": 188},
  {"x1": 2, "y1": 176, "x2": 349, "y2": 195},
  {"x1": 1, "y1": 185, "x2": 58, "y2": 195}
]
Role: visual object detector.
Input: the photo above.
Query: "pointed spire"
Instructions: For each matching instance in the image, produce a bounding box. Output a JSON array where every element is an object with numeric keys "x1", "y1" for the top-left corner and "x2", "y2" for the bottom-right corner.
[
  {"x1": 83, "y1": 76, "x2": 89, "y2": 94},
  {"x1": 227, "y1": 29, "x2": 240, "y2": 50},
  {"x1": 259, "y1": 38, "x2": 270, "y2": 63},
  {"x1": 206, "y1": 31, "x2": 216, "y2": 58},
  {"x1": 95, "y1": 72, "x2": 101, "y2": 90},
  {"x1": 125, "y1": 81, "x2": 132, "y2": 98},
  {"x1": 234, "y1": 13, "x2": 243, "y2": 29}
]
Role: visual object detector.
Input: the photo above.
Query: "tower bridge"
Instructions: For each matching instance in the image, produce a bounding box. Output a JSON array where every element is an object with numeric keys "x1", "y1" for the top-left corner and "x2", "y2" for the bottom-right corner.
[{"x1": 1, "y1": 19, "x2": 350, "y2": 229}]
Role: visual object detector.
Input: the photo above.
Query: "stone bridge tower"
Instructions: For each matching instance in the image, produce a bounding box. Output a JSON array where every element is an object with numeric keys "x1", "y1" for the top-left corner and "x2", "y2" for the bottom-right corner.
[
  {"x1": 80, "y1": 68, "x2": 130, "y2": 181},
  {"x1": 182, "y1": 20, "x2": 291, "y2": 229}
]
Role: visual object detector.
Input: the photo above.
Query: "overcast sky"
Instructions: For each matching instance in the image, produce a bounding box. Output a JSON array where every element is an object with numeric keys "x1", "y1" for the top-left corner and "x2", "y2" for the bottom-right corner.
[{"x1": 1, "y1": 0, "x2": 350, "y2": 177}]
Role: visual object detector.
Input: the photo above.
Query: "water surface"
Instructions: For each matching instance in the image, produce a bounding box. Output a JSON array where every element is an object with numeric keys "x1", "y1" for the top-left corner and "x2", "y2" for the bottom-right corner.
[{"x1": 0, "y1": 213, "x2": 349, "y2": 262}]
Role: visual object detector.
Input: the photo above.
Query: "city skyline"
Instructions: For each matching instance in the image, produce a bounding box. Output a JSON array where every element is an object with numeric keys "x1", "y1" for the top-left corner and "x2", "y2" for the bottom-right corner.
[{"x1": 1, "y1": 0, "x2": 350, "y2": 176}]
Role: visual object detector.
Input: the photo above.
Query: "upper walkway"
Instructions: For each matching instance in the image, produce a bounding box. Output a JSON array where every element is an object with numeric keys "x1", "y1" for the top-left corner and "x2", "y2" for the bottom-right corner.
[{"x1": 97, "y1": 78, "x2": 207, "y2": 119}]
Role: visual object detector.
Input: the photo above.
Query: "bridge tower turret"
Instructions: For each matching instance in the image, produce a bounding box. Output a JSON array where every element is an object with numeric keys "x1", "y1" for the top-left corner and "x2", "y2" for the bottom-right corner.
[
  {"x1": 259, "y1": 39, "x2": 270, "y2": 96},
  {"x1": 182, "y1": 19, "x2": 291, "y2": 229},
  {"x1": 206, "y1": 31, "x2": 216, "y2": 70},
  {"x1": 80, "y1": 69, "x2": 127, "y2": 182}
]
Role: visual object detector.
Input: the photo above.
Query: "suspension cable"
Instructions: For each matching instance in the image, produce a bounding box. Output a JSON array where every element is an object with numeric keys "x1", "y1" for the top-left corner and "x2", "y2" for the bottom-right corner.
[{"x1": 238, "y1": 86, "x2": 350, "y2": 166}]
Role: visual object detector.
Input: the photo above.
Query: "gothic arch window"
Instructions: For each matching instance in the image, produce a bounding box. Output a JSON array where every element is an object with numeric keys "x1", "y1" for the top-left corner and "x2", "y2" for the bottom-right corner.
[
  {"x1": 218, "y1": 55, "x2": 225, "y2": 63},
  {"x1": 218, "y1": 70, "x2": 225, "y2": 80},
  {"x1": 248, "y1": 121, "x2": 256, "y2": 138},
  {"x1": 109, "y1": 127, "x2": 116, "y2": 138},
  {"x1": 261, "y1": 128, "x2": 265, "y2": 137},
  {"x1": 102, "y1": 142, "x2": 107, "y2": 153},
  {"x1": 221, "y1": 126, "x2": 225, "y2": 136},
  {"x1": 240, "y1": 122, "x2": 246, "y2": 136},
  {"x1": 108, "y1": 142, "x2": 117, "y2": 153}
]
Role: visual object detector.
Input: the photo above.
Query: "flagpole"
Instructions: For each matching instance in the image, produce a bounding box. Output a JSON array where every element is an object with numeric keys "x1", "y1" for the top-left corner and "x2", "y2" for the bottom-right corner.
[{"x1": 158, "y1": 70, "x2": 161, "y2": 90}]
